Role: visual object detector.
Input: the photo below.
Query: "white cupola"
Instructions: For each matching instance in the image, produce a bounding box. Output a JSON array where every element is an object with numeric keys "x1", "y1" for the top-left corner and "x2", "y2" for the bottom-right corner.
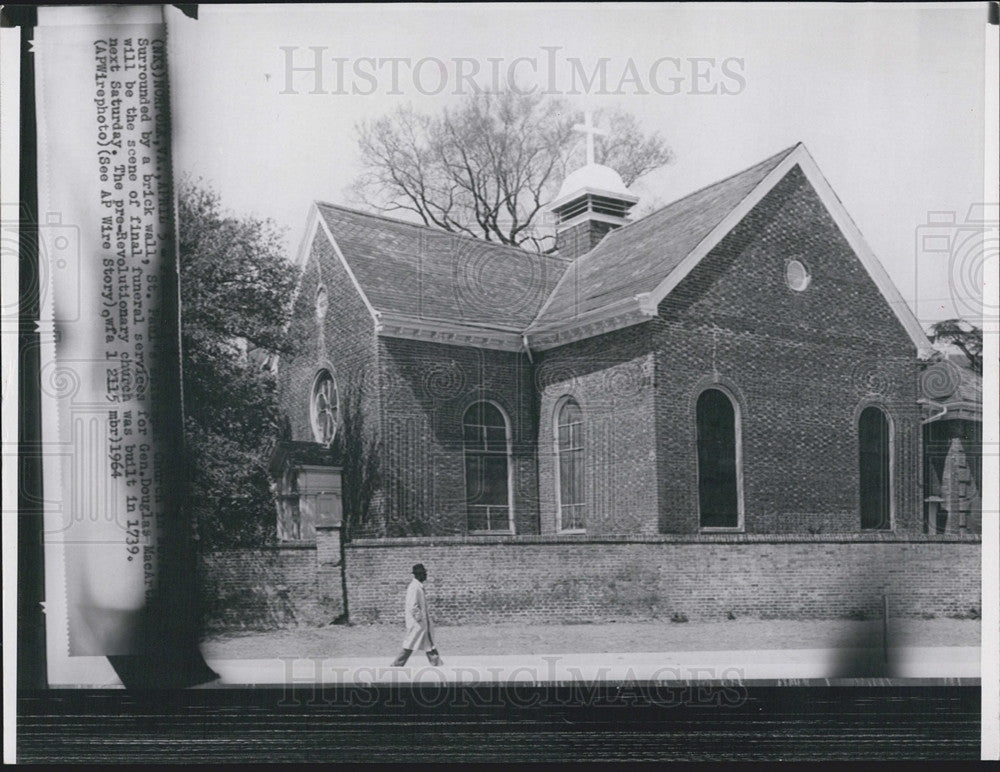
[{"x1": 548, "y1": 111, "x2": 638, "y2": 259}]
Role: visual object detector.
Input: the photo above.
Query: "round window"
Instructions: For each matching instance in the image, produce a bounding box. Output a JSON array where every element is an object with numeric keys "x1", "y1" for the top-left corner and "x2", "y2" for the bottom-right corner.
[
  {"x1": 310, "y1": 369, "x2": 338, "y2": 445},
  {"x1": 785, "y1": 259, "x2": 811, "y2": 291}
]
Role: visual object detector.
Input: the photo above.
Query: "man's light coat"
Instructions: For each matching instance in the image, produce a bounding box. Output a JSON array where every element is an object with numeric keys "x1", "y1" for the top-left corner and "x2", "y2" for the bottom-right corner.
[{"x1": 402, "y1": 577, "x2": 433, "y2": 651}]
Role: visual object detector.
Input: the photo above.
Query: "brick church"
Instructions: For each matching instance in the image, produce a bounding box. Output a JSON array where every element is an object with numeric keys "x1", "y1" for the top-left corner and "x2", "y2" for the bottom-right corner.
[{"x1": 272, "y1": 139, "x2": 965, "y2": 545}]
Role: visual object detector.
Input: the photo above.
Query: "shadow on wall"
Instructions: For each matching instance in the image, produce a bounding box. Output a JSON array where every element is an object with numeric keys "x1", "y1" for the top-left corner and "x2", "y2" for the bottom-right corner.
[{"x1": 198, "y1": 549, "x2": 345, "y2": 634}]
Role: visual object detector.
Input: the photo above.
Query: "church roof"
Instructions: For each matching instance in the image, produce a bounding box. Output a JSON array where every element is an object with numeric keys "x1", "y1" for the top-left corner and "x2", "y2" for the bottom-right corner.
[
  {"x1": 301, "y1": 143, "x2": 933, "y2": 357},
  {"x1": 312, "y1": 203, "x2": 570, "y2": 332},
  {"x1": 533, "y1": 146, "x2": 798, "y2": 325}
]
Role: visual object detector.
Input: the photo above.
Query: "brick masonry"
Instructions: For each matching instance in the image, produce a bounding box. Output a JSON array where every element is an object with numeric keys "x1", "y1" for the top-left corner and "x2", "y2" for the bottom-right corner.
[
  {"x1": 377, "y1": 337, "x2": 539, "y2": 536},
  {"x1": 556, "y1": 218, "x2": 618, "y2": 261},
  {"x1": 344, "y1": 534, "x2": 981, "y2": 625},
  {"x1": 650, "y1": 168, "x2": 923, "y2": 534},
  {"x1": 536, "y1": 328, "x2": 659, "y2": 535},
  {"x1": 279, "y1": 223, "x2": 380, "y2": 450},
  {"x1": 531, "y1": 168, "x2": 925, "y2": 536},
  {"x1": 199, "y1": 544, "x2": 344, "y2": 632}
]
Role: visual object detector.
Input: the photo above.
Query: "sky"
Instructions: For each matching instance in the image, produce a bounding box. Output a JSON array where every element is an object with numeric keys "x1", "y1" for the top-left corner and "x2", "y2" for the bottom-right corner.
[{"x1": 165, "y1": 2, "x2": 990, "y2": 325}]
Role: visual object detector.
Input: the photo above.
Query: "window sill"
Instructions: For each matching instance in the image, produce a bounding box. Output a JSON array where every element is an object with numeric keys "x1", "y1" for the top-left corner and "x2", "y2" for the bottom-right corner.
[
  {"x1": 699, "y1": 526, "x2": 744, "y2": 534},
  {"x1": 557, "y1": 529, "x2": 587, "y2": 535},
  {"x1": 468, "y1": 529, "x2": 514, "y2": 536}
]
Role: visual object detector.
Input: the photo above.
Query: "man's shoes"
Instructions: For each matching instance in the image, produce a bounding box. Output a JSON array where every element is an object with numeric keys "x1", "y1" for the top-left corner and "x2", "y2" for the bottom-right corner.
[
  {"x1": 391, "y1": 650, "x2": 411, "y2": 667},
  {"x1": 428, "y1": 653, "x2": 443, "y2": 666}
]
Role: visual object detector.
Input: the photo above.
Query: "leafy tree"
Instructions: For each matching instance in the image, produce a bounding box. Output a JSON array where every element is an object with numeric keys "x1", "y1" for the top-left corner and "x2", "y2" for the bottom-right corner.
[
  {"x1": 177, "y1": 180, "x2": 300, "y2": 548},
  {"x1": 928, "y1": 318, "x2": 982, "y2": 375},
  {"x1": 351, "y1": 91, "x2": 674, "y2": 252}
]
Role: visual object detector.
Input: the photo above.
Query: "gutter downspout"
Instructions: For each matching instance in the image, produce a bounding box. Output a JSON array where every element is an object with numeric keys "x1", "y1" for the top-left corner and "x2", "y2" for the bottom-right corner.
[
  {"x1": 919, "y1": 398, "x2": 951, "y2": 534},
  {"x1": 919, "y1": 398, "x2": 949, "y2": 424}
]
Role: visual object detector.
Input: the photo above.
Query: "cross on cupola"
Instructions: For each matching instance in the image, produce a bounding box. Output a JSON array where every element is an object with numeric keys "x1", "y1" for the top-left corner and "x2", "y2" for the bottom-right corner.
[
  {"x1": 573, "y1": 110, "x2": 607, "y2": 166},
  {"x1": 547, "y1": 109, "x2": 639, "y2": 259}
]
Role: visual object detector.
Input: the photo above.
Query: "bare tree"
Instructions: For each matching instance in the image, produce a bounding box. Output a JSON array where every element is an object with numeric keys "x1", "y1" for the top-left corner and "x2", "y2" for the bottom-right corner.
[
  {"x1": 598, "y1": 109, "x2": 675, "y2": 187},
  {"x1": 351, "y1": 91, "x2": 674, "y2": 252},
  {"x1": 335, "y1": 372, "x2": 382, "y2": 541}
]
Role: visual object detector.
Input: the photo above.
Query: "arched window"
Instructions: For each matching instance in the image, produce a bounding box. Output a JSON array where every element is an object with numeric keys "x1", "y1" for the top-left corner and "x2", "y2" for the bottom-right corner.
[
  {"x1": 859, "y1": 405, "x2": 892, "y2": 530},
  {"x1": 555, "y1": 398, "x2": 585, "y2": 531},
  {"x1": 696, "y1": 388, "x2": 742, "y2": 529},
  {"x1": 315, "y1": 284, "x2": 329, "y2": 320},
  {"x1": 310, "y1": 369, "x2": 338, "y2": 445},
  {"x1": 463, "y1": 401, "x2": 512, "y2": 532}
]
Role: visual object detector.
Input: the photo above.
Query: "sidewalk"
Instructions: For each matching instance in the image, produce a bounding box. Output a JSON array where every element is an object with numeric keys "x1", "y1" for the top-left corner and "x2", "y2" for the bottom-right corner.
[
  {"x1": 201, "y1": 618, "x2": 980, "y2": 658},
  {"x1": 200, "y1": 618, "x2": 980, "y2": 685},
  {"x1": 205, "y1": 646, "x2": 979, "y2": 686}
]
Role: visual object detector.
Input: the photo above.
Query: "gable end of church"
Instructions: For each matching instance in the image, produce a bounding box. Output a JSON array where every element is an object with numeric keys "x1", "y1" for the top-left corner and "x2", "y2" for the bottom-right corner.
[{"x1": 528, "y1": 145, "x2": 933, "y2": 359}]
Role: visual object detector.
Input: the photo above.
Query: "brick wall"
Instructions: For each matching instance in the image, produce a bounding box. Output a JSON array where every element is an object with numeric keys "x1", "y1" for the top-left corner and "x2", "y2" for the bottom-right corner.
[
  {"x1": 345, "y1": 534, "x2": 980, "y2": 624},
  {"x1": 652, "y1": 167, "x2": 922, "y2": 534},
  {"x1": 279, "y1": 226, "x2": 380, "y2": 447},
  {"x1": 199, "y1": 545, "x2": 343, "y2": 632},
  {"x1": 535, "y1": 326, "x2": 659, "y2": 535},
  {"x1": 556, "y1": 219, "x2": 618, "y2": 261},
  {"x1": 316, "y1": 527, "x2": 342, "y2": 568},
  {"x1": 279, "y1": 226, "x2": 385, "y2": 536},
  {"x1": 378, "y1": 337, "x2": 539, "y2": 536}
]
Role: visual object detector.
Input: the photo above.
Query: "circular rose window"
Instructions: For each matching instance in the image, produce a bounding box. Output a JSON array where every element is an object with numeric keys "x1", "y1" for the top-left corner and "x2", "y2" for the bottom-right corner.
[
  {"x1": 785, "y1": 259, "x2": 811, "y2": 291},
  {"x1": 310, "y1": 369, "x2": 338, "y2": 445}
]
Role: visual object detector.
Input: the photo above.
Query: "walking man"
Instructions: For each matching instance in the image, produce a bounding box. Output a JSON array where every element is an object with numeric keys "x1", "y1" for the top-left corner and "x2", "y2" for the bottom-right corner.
[{"x1": 392, "y1": 563, "x2": 443, "y2": 666}]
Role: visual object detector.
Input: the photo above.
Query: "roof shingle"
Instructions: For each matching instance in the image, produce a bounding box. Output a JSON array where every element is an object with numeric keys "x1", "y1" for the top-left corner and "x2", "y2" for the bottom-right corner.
[{"x1": 315, "y1": 203, "x2": 570, "y2": 330}]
